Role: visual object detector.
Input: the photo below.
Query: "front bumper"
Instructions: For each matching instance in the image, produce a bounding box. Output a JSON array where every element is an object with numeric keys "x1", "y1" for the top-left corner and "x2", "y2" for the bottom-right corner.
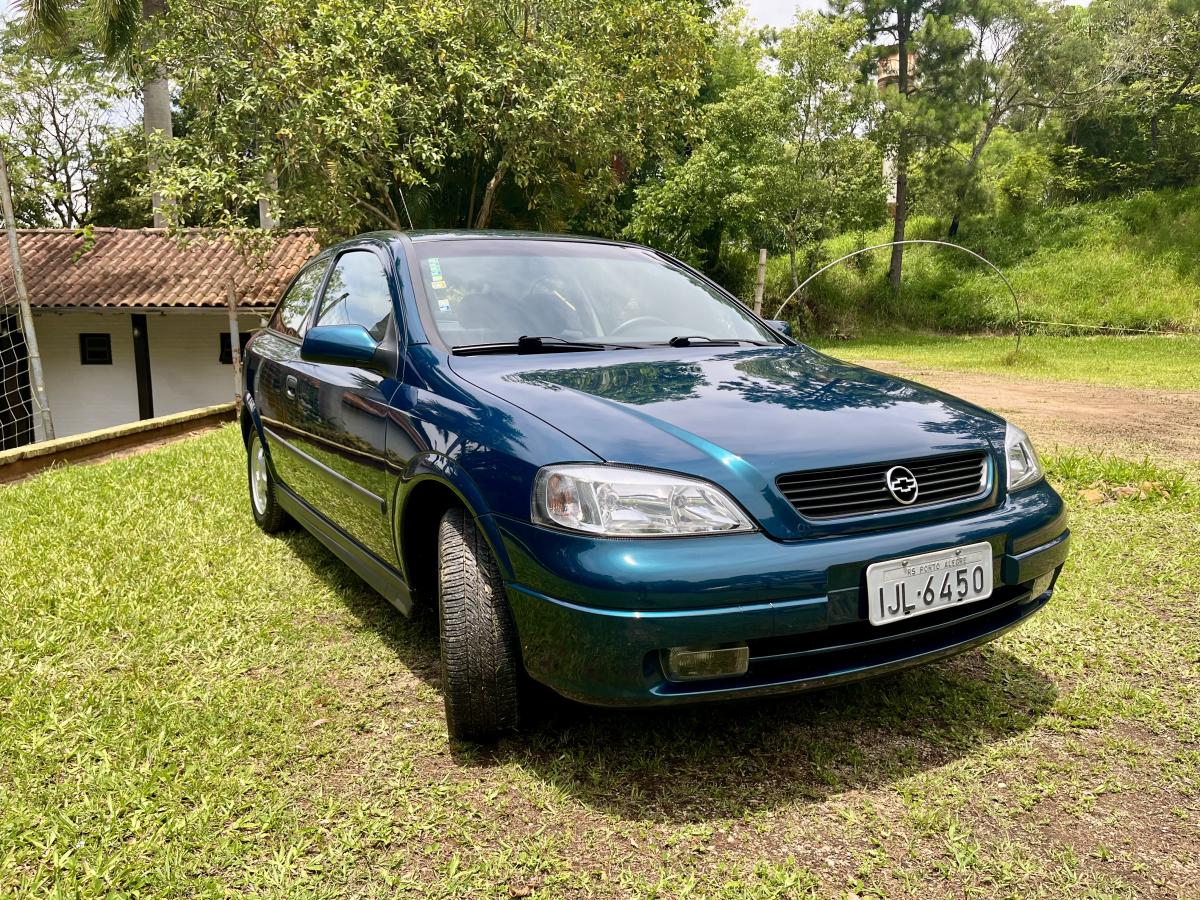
[{"x1": 497, "y1": 480, "x2": 1069, "y2": 706}]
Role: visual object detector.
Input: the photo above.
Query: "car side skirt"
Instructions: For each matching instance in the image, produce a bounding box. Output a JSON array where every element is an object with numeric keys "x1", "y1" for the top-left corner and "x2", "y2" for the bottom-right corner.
[{"x1": 276, "y1": 484, "x2": 413, "y2": 615}]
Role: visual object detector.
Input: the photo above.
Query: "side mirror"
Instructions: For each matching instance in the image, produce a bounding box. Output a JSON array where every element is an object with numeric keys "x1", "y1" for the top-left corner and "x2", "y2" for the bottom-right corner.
[
  {"x1": 765, "y1": 319, "x2": 793, "y2": 337},
  {"x1": 301, "y1": 324, "x2": 386, "y2": 370}
]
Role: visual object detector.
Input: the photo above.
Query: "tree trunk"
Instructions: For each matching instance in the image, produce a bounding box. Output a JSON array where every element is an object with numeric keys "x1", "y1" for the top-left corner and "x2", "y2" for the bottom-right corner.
[
  {"x1": 889, "y1": 155, "x2": 907, "y2": 292},
  {"x1": 948, "y1": 118, "x2": 997, "y2": 239},
  {"x1": 473, "y1": 160, "x2": 508, "y2": 229},
  {"x1": 258, "y1": 167, "x2": 279, "y2": 229},
  {"x1": 142, "y1": 0, "x2": 172, "y2": 227},
  {"x1": 887, "y1": 21, "x2": 911, "y2": 295},
  {"x1": 465, "y1": 153, "x2": 481, "y2": 228},
  {"x1": 143, "y1": 76, "x2": 173, "y2": 227}
]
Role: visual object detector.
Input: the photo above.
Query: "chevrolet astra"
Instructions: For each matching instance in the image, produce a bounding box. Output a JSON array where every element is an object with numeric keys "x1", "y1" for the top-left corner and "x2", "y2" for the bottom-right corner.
[{"x1": 240, "y1": 232, "x2": 1070, "y2": 741}]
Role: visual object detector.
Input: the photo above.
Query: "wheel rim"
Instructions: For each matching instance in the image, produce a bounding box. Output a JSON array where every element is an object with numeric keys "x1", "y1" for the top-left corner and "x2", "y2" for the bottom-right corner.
[{"x1": 250, "y1": 438, "x2": 269, "y2": 515}]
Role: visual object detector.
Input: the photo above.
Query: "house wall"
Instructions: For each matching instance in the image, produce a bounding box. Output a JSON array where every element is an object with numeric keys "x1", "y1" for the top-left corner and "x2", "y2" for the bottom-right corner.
[
  {"x1": 34, "y1": 311, "x2": 141, "y2": 438},
  {"x1": 32, "y1": 310, "x2": 265, "y2": 438},
  {"x1": 146, "y1": 312, "x2": 263, "y2": 417}
]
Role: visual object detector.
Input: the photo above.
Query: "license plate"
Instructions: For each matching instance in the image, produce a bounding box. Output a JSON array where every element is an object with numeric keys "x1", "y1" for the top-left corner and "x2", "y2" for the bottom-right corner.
[{"x1": 866, "y1": 541, "x2": 993, "y2": 626}]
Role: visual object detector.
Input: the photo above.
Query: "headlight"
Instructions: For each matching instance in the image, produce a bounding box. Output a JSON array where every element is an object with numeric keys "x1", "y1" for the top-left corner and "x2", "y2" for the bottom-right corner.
[
  {"x1": 1004, "y1": 423, "x2": 1043, "y2": 491},
  {"x1": 532, "y1": 464, "x2": 754, "y2": 536}
]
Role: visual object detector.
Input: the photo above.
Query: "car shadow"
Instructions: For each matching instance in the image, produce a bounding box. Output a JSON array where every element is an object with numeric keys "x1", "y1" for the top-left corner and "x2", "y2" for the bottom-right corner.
[
  {"x1": 284, "y1": 530, "x2": 1057, "y2": 822},
  {"x1": 281, "y1": 530, "x2": 444, "y2": 689},
  {"x1": 481, "y1": 649, "x2": 1056, "y2": 822}
]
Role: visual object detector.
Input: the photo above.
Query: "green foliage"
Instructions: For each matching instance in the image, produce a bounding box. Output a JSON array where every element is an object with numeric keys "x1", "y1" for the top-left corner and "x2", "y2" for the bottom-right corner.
[
  {"x1": 769, "y1": 185, "x2": 1200, "y2": 334},
  {"x1": 626, "y1": 13, "x2": 883, "y2": 301},
  {"x1": 811, "y1": 330, "x2": 1200, "y2": 390},
  {"x1": 0, "y1": 23, "x2": 126, "y2": 227},
  {"x1": 1066, "y1": 0, "x2": 1200, "y2": 197},
  {"x1": 996, "y1": 148, "x2": 1053, "y2": 214},
  {"x1": 22, "y1": 0, "x2": 146, "y2": 59},
  {"x1": 86, "y1": 126, "x2": 152, "y2": 227},
  {"x1": 148, "y1": 0, "x2": 708, "y2": 237}
]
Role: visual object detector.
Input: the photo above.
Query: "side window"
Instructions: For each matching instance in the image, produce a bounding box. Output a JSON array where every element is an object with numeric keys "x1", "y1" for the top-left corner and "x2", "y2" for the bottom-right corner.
[
  {"x1": 270, "y1": 260, "x2": 327, "y2": 338},
  {"x1": 315, "y1": 250, "x2": 394, "y2": 343}
]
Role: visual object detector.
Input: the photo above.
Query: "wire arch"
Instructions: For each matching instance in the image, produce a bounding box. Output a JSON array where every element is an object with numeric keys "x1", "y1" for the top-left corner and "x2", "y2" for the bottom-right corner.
[{"x1": 771, "y1": 239, "x2": 1023, "y2": 353}]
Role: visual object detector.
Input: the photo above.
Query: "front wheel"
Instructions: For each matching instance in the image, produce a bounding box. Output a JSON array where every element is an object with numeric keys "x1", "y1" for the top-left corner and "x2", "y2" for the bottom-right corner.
[
  {"x1": 247, "y1": 430, "x2": 292, "y2": 534},
  {"x1": 437, "y1": 507, "x2": 522, "y2": 741}
]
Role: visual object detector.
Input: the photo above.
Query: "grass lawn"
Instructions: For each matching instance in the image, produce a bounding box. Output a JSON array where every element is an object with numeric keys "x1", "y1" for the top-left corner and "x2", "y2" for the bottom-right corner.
[
  {"x1": 808, "y1": 331, "x2": 1200, "y2": 392},
  {"x1": 762, "y1": 186, "x2": 1200, "y2": 335},
  {"x1": 2, "y1": 426, "x2": 1198, "y2": 897}
]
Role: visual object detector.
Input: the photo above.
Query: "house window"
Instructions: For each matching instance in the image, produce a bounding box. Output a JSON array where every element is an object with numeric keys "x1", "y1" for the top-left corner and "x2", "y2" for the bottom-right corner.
[
  {"x1": 219, "y1": 332, "x2": 253, "y2": 365},
  {"x1": 79, "y1": 333, "x2": 112, "y2": 365}
]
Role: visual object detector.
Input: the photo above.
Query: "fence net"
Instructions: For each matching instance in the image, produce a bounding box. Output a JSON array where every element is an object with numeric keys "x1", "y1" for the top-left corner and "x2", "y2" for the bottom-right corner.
[{"x1": 0, "y1": 268, "x2": 38, "y2": 450}]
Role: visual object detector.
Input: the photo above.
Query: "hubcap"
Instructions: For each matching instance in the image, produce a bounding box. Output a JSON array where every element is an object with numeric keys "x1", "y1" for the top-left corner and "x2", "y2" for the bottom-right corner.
[{"x1": 250, "y1": 439, "x2": 269, "y2": 515}]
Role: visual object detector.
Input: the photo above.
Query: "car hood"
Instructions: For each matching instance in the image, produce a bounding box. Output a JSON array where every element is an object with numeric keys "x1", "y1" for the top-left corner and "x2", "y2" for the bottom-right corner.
[{"x1": 448, "y1": 345, "x2": 1006, "y2": 538}]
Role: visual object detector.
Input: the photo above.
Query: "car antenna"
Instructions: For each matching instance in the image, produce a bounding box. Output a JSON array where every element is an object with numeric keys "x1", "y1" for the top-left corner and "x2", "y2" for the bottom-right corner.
[{"x1": 397, "y1": 184, "x2": 414, "y2": 230}]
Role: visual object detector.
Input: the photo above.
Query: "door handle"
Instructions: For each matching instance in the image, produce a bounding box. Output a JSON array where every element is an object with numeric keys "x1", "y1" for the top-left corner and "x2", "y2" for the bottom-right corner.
[{"x1": 285, "y1": 375, "x2": 297, "y2": 399}]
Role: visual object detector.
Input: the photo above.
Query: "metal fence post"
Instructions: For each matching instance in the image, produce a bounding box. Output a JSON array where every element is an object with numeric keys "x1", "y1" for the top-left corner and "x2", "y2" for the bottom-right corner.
[
  {"x1": 226, "y1": 279, "x2": 243, "y2": 408},
  {"x1": 0, "y1": 146, "x2": 54, "y2": 441}
]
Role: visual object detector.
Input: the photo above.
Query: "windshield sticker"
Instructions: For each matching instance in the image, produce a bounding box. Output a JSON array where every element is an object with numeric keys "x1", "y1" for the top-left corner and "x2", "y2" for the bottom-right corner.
[
  {"x1": 437, "y1": 296, "x2": 451, "y2": 311},
  {"x1": 428, "y1": 257, "x2": 447, "y2": 292}
]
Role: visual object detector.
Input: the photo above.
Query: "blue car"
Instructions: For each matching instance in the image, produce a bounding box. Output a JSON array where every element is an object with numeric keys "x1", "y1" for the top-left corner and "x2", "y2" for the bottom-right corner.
[{"x1": 241, "y1": 231, "x2": 1069, "y2": 741}]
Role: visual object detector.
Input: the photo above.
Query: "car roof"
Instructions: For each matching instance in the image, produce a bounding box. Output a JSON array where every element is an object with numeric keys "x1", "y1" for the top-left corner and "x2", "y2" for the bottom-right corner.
[
  {"x1": 355, "y1": 229, "x2": 642, "y2": 249},
  {"x1": 409, "y1": 229, "x2": 626, "y2": 244}
]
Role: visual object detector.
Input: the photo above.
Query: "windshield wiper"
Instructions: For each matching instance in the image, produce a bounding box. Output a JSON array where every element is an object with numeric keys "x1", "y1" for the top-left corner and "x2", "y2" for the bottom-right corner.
[
  {"x1": 452, "y1": 335, "x2": 637, "y2": 356},
  {"x1": 666, "y1": 335, "x2": 771, "y2": 348}
]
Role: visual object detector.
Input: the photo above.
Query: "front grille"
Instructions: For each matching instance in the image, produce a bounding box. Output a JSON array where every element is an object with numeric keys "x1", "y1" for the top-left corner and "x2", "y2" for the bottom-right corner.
[{"x1": 777, "y1": 450, "x2": 989, "y2": 519}]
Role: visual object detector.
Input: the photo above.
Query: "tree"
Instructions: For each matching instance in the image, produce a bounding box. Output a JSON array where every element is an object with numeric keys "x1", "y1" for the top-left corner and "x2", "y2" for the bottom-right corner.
[
  {"x1": 772, "y1": 15, "x2": 883, "y2": 294},
  {"x1": 21, "y1": 0, "x2": 174, "y2": 226},
  {"x1": 626, "y1": 14, "x2": 882, "y2": 308},
  {"x1": 145, "y1": 0, "x2": 708, "y2": 236},
  {"x1": 1065, "y1": 0, "x2": 1200, "y2": 194},
  {"x1": 938, "y1": 0, "x2": 1110, "y2": 235},
  {"x1": 834, "y1": 0, "x2": 974, "y2": 292},
  {"x1": 0, "y1": 24, "x2": 124, "y2": 227},
  {"x1": 87, "y1": 126, "x2": 153, "y2": 227}
]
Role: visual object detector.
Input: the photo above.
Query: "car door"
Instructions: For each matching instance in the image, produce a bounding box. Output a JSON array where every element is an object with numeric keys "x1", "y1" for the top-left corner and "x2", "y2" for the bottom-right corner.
[
  {"x1": 287, "y1": 245, "x2": 403, "y2": 563},
  {"x1": 253, "y1": 256, "x2": 330, "y2": 495}
]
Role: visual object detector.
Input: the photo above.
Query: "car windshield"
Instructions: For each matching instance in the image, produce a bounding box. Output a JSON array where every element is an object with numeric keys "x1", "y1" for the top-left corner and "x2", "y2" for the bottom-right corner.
[{"x1": 413, "y1": 239, "x2": 780, "y2": 349}]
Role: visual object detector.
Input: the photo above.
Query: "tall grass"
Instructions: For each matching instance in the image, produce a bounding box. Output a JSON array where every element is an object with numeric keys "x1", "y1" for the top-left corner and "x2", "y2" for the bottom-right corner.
[{"x1": 759, "y1": 186, "x2": 1200, "y2": 335}]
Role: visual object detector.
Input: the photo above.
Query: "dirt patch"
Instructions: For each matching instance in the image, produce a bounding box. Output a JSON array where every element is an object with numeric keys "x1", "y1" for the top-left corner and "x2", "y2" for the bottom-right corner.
[{"x1": 862, "y1": 361, "x2": 1200, "y2": 462}]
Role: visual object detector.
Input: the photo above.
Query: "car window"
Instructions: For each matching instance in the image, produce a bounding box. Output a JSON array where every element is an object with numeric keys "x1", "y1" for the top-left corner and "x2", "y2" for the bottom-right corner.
[
  {"x1": 270, "y1": 260, "x2": 327, "y2": 339},
  {"x1": 315, "y1": 250, "x2": 394, "y2": 342},
  {"x1": 413, "y1": 240, "x2": 778, "y2": 348}
]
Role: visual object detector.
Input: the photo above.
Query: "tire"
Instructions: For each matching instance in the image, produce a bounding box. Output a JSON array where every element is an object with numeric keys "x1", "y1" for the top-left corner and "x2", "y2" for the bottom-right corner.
[
  {"x1": 437, "y1": 507, "x2": 522, "y2": 741},
  {"x1": 247, "y1": 430, "x2": 292, "y2": 534}
]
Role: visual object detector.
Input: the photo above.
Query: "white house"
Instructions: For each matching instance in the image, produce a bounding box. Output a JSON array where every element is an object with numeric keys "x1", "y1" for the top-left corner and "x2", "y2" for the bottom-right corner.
[{"x1": 1, "y1": 227, "x2": 319, "y2": 446}]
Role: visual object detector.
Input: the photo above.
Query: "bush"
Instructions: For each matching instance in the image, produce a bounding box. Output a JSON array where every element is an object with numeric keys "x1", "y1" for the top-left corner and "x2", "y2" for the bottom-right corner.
[{"x1": 746, "y1": 185, "x2": 1200, "y2": 337}]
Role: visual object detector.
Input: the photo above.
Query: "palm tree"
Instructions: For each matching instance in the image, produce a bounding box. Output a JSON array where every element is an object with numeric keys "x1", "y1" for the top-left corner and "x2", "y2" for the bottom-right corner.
[{"x1": 21, "y1": 0, "x2": 173, "y2": 227}]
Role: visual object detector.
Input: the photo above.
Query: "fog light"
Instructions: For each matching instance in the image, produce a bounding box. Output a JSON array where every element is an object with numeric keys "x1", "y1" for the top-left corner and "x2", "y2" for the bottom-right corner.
[
  {"x1": 663, "y1": 644, "x2": 749, "y2": 682},
  {"x1": 1030, "y1": 570, "x2": 1054, "y2": 598}
]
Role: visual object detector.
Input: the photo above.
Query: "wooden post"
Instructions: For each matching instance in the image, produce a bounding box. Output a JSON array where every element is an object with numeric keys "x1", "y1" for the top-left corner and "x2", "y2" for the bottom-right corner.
[
  {"x1": 226, "y1": 279, "x2": 243, "y2": 408},
  {"x1": 753, "y1": 248, "x2": 768, "y2": 316},
  {"x1": 0, "y1": 146, "x2": 55, "y2": 441}
]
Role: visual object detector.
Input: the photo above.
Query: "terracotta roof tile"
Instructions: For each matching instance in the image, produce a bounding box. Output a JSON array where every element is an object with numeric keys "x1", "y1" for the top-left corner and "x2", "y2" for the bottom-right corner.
[{"x1": 1, "y1": 228, "x2": 322, "y2": 310}]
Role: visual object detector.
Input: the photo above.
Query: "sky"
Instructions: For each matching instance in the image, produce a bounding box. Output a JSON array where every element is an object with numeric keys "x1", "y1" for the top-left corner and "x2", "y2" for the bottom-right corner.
[{"x1": 743, "y1": 0, "x2": 830, "y2": 28}]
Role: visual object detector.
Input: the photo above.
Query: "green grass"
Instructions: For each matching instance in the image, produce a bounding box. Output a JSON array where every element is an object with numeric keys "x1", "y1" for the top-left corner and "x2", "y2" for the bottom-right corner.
[
  {"x1": 763, "y1": 186, "x2": 1200, "y2": 335},
  {"x1": 2, "y1": 426, "x2": 1198, "y2": 897},
  {"x1": 808, "y1": 330, "x2": 1200, "y2": 391}
]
